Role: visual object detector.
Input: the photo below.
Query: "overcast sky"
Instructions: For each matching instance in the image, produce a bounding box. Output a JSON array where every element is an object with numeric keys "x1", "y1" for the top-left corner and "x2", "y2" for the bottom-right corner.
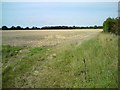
[{"x1": 2, "y1": 2, "x2": 118, "y2": 27}]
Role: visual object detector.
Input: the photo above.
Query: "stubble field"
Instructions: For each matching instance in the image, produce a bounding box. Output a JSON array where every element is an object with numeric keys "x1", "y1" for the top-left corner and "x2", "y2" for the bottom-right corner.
[{"x1": 2, "y1": 29, "x2": 102, "y2": 47}]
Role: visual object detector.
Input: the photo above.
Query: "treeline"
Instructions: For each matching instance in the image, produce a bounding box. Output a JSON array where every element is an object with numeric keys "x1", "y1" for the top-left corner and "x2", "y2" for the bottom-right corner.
[
  {"x1": 103, "y1": 17, "x2": 120, "y2": 35},
  {"x1": 1, "y1": 26, "x2": 40, "y2": 30},
  {"x1": 41, "y1": 25, "x2": 102, "y2": 29},
  {"x1": 1, "y1": 25, "x2": 103, "y2": 30}
]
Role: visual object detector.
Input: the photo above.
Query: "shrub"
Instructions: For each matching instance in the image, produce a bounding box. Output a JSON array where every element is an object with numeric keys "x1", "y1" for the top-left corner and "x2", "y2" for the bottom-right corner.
[{"x1": 103, "y1": 17, "x2": 119, "y2": 35}]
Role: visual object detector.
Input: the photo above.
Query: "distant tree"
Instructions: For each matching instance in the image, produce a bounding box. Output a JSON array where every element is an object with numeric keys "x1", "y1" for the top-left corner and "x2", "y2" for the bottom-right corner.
[
  {"x1": 2, "y1": 26, "x2": 8, "y2": 30},
  {"x1": 31, "y1": 26, "x2": 39, "y2": 30},
  {"x1": 25, "y1": 27, "x2": 29, "y2": 30},
  {"x1": 10, "y1": 26, "x2": 16, "y2": 30},
  {"x1": 16, "y1": 26, "x2": 22, "y2": 30},
  {"x1": 94, "y1": 25, "x2": 97, "y2": 29},
  {"x1": 73, "y1": 26, "x2": 75, "y2": 29}
]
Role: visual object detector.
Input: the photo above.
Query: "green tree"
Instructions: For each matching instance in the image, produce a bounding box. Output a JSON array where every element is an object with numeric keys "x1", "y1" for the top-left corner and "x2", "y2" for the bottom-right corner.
[
  {"x1": 103, "y1": 17, "x2": 119, "y2": 35},
  {"x1": 2, "y1": 26, "x2": 8, "y2": 30}
]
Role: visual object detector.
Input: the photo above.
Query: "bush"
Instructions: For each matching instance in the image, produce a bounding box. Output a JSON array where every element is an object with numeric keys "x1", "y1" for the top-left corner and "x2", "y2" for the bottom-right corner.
[{"x1": 103, "y1": 17, "x2": 119, "y2": 35}]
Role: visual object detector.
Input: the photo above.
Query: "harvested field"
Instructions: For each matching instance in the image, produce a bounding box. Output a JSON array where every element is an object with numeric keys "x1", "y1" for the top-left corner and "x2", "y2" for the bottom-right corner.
[{"x1": 2, "y1": 29, "x2": 102, "y2": 47}]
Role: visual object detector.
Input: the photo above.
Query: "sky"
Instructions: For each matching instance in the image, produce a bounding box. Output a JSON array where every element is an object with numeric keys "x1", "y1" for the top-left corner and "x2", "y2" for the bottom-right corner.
[
  {"x1": 1, "y1": 0, "x2": 120, "y2": 2},
  {"x1": 2, "y1": 2, "x2": 118, "y2": 28}
]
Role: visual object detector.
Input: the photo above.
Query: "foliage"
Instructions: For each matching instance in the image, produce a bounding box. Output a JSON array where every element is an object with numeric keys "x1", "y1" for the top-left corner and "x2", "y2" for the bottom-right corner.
[
  {"x1": 2, "y1": 25, "x2": 103, "y2": 30},
  {"x1": 103, "y1": 17, "x2": 119, "y2": 35}
]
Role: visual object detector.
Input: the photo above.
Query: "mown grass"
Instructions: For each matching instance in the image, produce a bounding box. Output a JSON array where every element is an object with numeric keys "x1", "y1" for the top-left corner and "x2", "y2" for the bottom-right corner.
[{"x1": 2, "y1": 32, "x2": 118, "y2": 88}]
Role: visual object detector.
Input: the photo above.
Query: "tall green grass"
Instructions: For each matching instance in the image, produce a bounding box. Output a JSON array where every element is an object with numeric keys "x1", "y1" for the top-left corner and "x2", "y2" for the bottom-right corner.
[
  {"x1": 36, "y1": 33, "x2": 118, "y2": 88},
  {"x1": 2, "y1": 33, "x2": 118, "y2": 88}
]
